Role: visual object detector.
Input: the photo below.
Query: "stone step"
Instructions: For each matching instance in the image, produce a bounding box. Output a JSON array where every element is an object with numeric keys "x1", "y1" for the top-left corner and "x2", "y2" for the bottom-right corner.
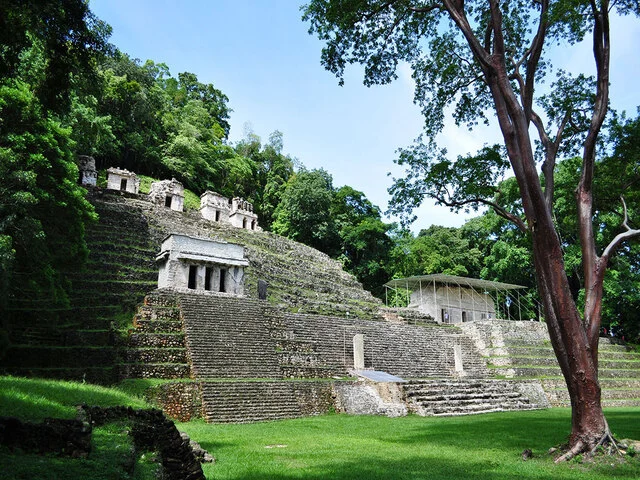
[
  {"x1": 127, "y1": 332, "x2": 185, "y2": 348},
  {"x1": 119, "y1": 363, "x2": 191, "y2": 379},
  {"x1": 490, "y1": 366, "x2": 640, "y2": 379},
  {"x1": 124, "y1": 348, "x2": 187, "y2": 364},
  {"x1": 132, "y1": 319, "x2": 183, "y2": 334},
  {"x1": 430, "y1": 402, "x2": 541, "y2": 417},
  {"x1": 491, "y1": 356, "x2": 640, "y2": 370},
  {"x1": 494, "y1": 346, "x2": 640, "y2": 361},
  {"x1": 135, "y1": 305, "x2": 182, "y2": 322},
  {"x1": 201, "y1": 381, "x2": 307, "y2": 423}
]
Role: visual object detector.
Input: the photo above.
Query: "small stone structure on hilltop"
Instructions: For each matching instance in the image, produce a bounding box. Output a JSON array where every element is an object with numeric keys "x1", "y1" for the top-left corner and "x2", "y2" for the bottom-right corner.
[
  {"x1": 106, "y1": 167, "x2": 140, "y2": 193},
  {"x1": 77, "y1": 155, "x2": 98, "y2": 187},
  {"x1": 156, "y1": 234, "x2": 248, "y2": 295},
  {"x1": 200, "y1": 191, "x2": 259, "y2": 231},
  {"x1": 149, "y1": 178, "x2": 185, "y2": 212}
]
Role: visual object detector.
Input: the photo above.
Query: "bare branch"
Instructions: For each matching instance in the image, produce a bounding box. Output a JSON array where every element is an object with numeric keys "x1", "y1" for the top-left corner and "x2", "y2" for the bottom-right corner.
[
  {"x1": 435, "y1": 196, "x2": 529, "y2": 233},
  {"x1": 409, "y1": 4, "x2": 444, "y2": 14},
  {"x1": 601, "y1": 197, "x2": 640, "y2": 263}
]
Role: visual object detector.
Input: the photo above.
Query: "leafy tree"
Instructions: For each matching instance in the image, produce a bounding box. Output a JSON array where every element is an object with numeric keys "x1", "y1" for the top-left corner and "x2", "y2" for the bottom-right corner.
[
  {"x1": 272, "y1": 168, "x2": 340, "y2": 254},
  {"x1": 0, "y1": 0, "x2": 111, "y2": 113},
  {"x1": 389, "y1": 225, "x2": 482, "y2": 279},
  {"x1": 0, "y1": 81, "x2": 96, "y2": 313},
  {"x1": 332, "y1": 186, "x2": 394, "y2": 296},
  {"x1": 0, "y1": 0, "x2": 107, "y2": 326},
  {"x1": 304, "y1": 0, "x2": 640, "y2": 458}
]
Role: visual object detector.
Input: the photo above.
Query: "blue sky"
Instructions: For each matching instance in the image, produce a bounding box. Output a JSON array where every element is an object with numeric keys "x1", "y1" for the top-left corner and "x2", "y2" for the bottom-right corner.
[{"x1": 89, "y1": 1, "x2": 640, "y2": 232}]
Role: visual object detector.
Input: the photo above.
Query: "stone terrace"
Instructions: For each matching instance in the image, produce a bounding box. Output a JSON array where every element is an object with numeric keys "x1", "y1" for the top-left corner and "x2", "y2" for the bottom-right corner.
[
  {"x1": 170, "y1": 292, "x2": 507, "y2": 422},
  {"x1": 105, "y1": 193, "x2": 384, "y2": 319},
  {"x1": 460, "y1": 320, "x2": 640, "y2": 407}
]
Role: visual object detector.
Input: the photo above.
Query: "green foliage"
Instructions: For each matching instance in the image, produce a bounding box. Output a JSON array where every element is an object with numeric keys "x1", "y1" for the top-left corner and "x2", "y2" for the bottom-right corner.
[
  {"x1": 0, "y1": 0, "x2": 112, "y2": 113},
  {"x1": 389, "y1": 225, "x2": 482, "y2": 279},
  {"x1": 0, "y1": 80, "x2": 96, "y2": 313},
  {"x1": 183, "y1": 188, "x2": 201, "y2": 211},
  {"x1": 272, "y1": 168, "x2": 340, "y2": 254},
  {"x1": 332, "y1": 186, "x2": 394, "y2": 295}
]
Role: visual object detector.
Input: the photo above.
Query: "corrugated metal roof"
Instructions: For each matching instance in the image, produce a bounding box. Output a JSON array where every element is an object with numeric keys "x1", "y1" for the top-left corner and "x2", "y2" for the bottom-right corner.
[{"x1": 384, "y1": 274, "x2": 526, "y2": 291}]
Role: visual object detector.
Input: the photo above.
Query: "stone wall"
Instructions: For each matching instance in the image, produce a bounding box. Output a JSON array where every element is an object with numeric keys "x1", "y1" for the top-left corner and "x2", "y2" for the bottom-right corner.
[
  {"x1": 458, "y1": 319, "x2": 549, "y2": 357},
  {"x1": 144, "y1": 382, "x2": 203, "y2": 422}
]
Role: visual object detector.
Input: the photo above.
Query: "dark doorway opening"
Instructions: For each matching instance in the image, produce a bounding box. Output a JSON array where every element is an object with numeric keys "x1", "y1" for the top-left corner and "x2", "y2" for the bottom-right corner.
[
  {"x1": 219, "y1": 268, "x2": 227, "y2": 292},
  {"x1": 120, "y1": 179, "x2": 127, "y2": 191},
  {"x1": 188, "y1": 265, "x2": 197, "y2": 289},
  {"x1": 205, "y1": 267, "x2": 212, "y2": 291}
]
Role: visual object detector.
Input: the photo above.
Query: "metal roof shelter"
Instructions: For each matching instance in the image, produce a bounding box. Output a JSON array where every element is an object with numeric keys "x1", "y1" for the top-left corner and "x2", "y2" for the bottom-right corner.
[{"x1": 384, "y1": 274, "x2": 537, "y2": 323}]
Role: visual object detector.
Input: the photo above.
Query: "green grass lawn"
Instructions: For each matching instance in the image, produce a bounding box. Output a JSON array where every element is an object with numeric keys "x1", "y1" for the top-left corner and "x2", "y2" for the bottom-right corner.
[
  {"x1": 1, "y1": 376, "x2": 640, "y2": 479},
  {"x1": 179, "y1": 409, "x2": 640, "y2": 480}
]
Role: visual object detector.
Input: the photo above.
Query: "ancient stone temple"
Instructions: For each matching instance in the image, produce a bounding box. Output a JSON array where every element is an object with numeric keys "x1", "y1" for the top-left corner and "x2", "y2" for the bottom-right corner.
[
  {"x1": 106, "y1": 167, "x2": 140, "y2": 193},
  {"x1": 156, "y1": 234, "x2": 248, "y2": 295},
  {"x1": 229, "y1": 197, "x2": 259, "y2": 230},
  {"x1": 384, "y1": 274, "x2": 527, "y2": 324},
  {"x1": 199, "y1": 192, "x2": 259, "y2": 231},
  {"x1": 77, "y1": 155, "x2": 98, "y2": 186},
  {"x1": 199, "y1": 191, "x2": 231, "y2": 223},
  {"x1": 149, "y1": 178, "x2": 185, "y2": 212}
]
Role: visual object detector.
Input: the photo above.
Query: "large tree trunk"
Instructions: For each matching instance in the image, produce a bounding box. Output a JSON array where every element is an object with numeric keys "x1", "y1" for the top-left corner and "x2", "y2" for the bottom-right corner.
[{"x1": 530, "y1": 228, "x2": 607, "y2": 457}]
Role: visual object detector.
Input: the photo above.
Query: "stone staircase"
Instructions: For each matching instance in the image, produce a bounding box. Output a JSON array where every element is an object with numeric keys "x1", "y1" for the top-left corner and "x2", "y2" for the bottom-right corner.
[
  {"x1": 273, "y1": 312, "x2": 489, "y2": 379},
  {"x1": 179, "y1": 293, "x2": 282, "y2": 379},
  {"x1": 200, "y1": 380, "x2": 334, "y2": 423},
  {"x1": 460, "y1": 320, "x2": 640, "y2": 407},
  {"x1": 402, "y1": 378, "x2": 547, "y2": 416},
  {"x1": 103, "y1": 194, "x2": 384, "y2": 319},
  {"x1": 120, "y1": 290, "x2": 191, "y2": 379}
]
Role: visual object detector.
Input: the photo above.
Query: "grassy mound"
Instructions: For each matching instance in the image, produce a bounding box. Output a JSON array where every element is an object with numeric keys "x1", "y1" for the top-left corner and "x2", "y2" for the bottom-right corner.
[{"x1": 0, "y1": 376, "x2": 155, "y2": 480}]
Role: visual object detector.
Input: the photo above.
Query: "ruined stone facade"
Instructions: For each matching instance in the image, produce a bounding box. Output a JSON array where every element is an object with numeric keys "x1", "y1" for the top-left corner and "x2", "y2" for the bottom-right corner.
[
  {"x1": 199, "y1": 191, "x2": 231, "y2": 223},
  {"x1": 229, "y1": 197, "x2": 259, "y2": 230},
  {"x1": 156, "y1": 234, "x2": 248, "y2": 295},
  {"x1": 200, "y1": 191, "x2": 259, "y2": 231},
  {"x1": 106, "y1": 167, "x2": 140, "y2": 193},
  {"x1": 77, "y1": 155, "x2": 98, "y2": 187},
  {"x1": 149, "y1": 178, "x2": 185, "y2": 212}
]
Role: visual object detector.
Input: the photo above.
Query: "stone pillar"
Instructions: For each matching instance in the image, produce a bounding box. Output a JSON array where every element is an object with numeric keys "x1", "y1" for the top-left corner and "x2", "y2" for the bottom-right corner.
[
  {"x1": 258, "y1": 279, "x2": 268, "y2": 300},
  {"x1": 353, "y1": 334, "x2": 365, "y2": 370},
  {"x1": 453, "y1": 344, "x2": 464, "y2": 373},
  {"x1": 196, "y1": 265, "x2": 206, "y2": 290}
]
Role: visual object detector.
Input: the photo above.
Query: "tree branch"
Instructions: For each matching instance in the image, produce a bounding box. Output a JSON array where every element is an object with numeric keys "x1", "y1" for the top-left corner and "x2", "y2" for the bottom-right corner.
[
  {"x1": 434, "y1": 195, "x2": 528, "y2": 233},
  {"x1": 523, "y1": 0, "x2": 549, "y2": 122},
  {"x1": 578, "y1": 0, "x2": 610, "y2": 302},
  {"x1": 443, "y1": 0, "x2": 492, "y2": 71},
  {"x1": 409, "y1": 4, "x2": 444, "y2": 14},
  {"x1": 601, "y1": 197, "x2": 640, "y2": 263}
]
